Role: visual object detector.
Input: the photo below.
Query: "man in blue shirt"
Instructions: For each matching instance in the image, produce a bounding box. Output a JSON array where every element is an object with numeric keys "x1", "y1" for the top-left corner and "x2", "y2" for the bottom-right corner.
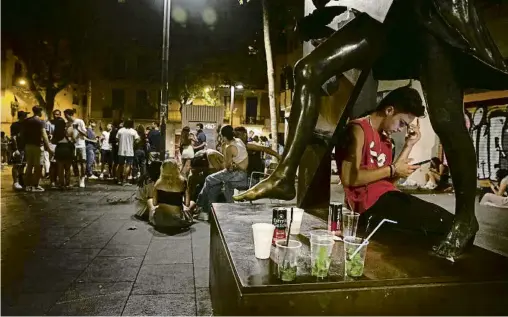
[{"x1": 194, "y1": 123, "x2": 207, "y2": 152}]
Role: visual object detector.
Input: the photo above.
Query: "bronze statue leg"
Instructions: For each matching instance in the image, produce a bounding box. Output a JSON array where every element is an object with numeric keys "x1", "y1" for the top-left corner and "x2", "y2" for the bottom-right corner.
[
  {"x1": 234, "y1": 14, "x2": 385, "y2": 201},
  {"x1": 420, "y1": 33, "x2": 479, "y2": 259}
]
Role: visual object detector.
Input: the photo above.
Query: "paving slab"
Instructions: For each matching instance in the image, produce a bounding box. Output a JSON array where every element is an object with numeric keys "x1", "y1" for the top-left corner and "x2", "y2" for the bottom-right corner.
[
  {"x1": 144, "y1": 239, "x2": 192, "y2": 264},
  {"x1": 132, "y1": 264, "x2": 194, "y2": 295},
  {"x1": 122, "y1": 294, "x2": 196, "y2": 316},
  {"x1": 48, "y1": 282, "x2": 132, "y2": 316},
  {"x1": 78, "y1": 256, "x2": 143, "y2": 283}
]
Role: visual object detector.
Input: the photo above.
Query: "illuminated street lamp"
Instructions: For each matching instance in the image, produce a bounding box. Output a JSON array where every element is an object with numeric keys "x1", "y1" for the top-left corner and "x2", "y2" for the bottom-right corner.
[
  {"x1": 18, "y1": 79, "x2": 26, "y2": 86},
  {"x1": 229, "y1": 83, "x2": 243, "y2": 125}
]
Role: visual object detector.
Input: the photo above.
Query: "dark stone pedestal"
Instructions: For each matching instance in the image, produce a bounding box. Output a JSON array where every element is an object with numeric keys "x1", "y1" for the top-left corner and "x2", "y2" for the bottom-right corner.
[{"x1": 209, "y1": 203, "x2": 508, "y2": 316}]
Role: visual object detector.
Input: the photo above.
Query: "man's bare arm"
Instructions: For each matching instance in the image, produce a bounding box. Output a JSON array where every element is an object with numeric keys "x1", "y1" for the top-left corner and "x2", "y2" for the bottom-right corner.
[
  {"x1": 340, "y1": 125, "x2": 391, "y2": 187},
  {"x1": 224, "y1": 144, "x2": 238, "y2": 170},
  {"x1": 246, "y1": 143, "x2": 281, "y2": 160}
]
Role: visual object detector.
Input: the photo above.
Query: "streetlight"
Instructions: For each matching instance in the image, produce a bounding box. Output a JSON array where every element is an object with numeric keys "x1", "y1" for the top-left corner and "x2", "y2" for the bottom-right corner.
[
  {"x1": 18, "y1": 79, "x2": 26, "y2": 86},
  {"x1": 159, "y1": 0, "x2": 171, "y2": 159}
]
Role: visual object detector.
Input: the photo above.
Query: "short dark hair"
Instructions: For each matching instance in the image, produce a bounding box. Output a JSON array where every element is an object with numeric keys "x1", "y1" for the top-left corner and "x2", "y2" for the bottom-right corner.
[
  {"x1": 153, "y1": 121, "x2": 160, "y2": 127},
  {"x1": 32, "y1": 106, "x2": 43, "y2": 116},
  {"x1": 124, "y1": 118, "x2": 134, "y2": 129},
  {"x1": 234, "y1": 126, "x2": 247, "y2": 134},
  {"x1": 496, "y1": 169, "x2": 508, "y2": 183},
  {"x1": 196, "y1": 123, "x2": 203, "y2": 130},
  {"x1": 53, "y1": 109, "x2": 61, "y2": 115},
  {"x1": 89, "y1": 119, "x2": 96, "y2": 125},
  {"x1": 64, "y1": 109, "x2": 75, "y2": 117},
  {"x1": 377, "y1": 87, "x2": 425, "y2": 117},
  {"x1": 221, "y1": 125, "x2": 235, "y2": 141}
]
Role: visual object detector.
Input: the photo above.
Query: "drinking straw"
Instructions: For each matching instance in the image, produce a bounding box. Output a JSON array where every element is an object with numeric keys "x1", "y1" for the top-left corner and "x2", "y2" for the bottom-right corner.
[
  {"x1": 348, "y1": 219, "x2": 397, "y2": 259},
  {"x1": 282, "y1": 208, "x2": 294, "y2": 266}
]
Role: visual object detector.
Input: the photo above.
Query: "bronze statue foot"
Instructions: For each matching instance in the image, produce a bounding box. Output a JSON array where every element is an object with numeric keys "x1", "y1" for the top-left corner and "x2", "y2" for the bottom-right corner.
[
  {"x1": 432, "y1": 214, "x2": 479, "y2": 260},
  {"x1": 233, "y1": 174, "x2": 296, "y2": 201}
]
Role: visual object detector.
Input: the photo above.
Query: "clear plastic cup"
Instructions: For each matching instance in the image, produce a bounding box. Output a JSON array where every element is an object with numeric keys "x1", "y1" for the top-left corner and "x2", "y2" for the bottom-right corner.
[
  {"x1": 343, "y1": 236, "x2": 368, "y2": 277},
  {"x1": 310, "y1": 230, "x2": 335, "y2": 278},
  {"x1": 287, "y1": 208, "x2": 304, "y2": 235},
  {"x1": 275, "y1": 239, "x2": 302, "y2": 281},
  {"x1": 342, "y1": 210, "x2": 360, "y2": 237},
  {"x1": 252, "y1": 223, "x2": 275, "y2": 259}
]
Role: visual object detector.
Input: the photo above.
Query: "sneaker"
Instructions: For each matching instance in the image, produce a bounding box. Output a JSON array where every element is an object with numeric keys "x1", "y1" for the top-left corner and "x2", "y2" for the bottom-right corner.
[
  {"x1": 32, "y1": 186, "x2": 45, "y2": 192},
  {"x1": 198, "y1": 212, "x2": 209, "y2": 221},
  {"x1": 127, "y1": 175, "x2": 133, "y2": 180},
  {"x1": 13, "y1": 182, "x2": 23, "y2": 190},
  {"x1": 123, "y1": 183, "x2": 132, "y2": 186},
  {"x1": 50, "y1": 182, "x2": 57, "y2": 189},
  {"x1": 79, "y1": 177, "x2": 86, "y2": 188},
  {"x1": 25, "y1": 186, "x2": 33, "y2": 192},
  {"x1": 99, "y1": 173, "x2": 104, "y2": 180},
  {"x1": 89, "y1": 175, "x2": 98, "y2": 180}
]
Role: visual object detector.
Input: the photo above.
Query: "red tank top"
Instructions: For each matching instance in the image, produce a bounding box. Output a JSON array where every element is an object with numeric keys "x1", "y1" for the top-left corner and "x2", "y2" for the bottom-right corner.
[{"x1": 335, "y1": 117, "x2": 398, "y2": 213}]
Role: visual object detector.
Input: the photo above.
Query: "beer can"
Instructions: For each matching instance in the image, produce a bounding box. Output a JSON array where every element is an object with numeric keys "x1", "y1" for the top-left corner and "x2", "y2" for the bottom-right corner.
[
  {"x1": 272, "y1": 207, "x2": 287, "y2": 244},
  {"x1": 328, "y1": 202, "x2": 343, "y2": 235}
]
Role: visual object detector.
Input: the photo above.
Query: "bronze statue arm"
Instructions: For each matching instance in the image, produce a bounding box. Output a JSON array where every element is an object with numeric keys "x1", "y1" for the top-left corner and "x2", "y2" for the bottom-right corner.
[
  {"x1": 340, "y1": 125, "x2": 391, "y2": 187},
  {"x1": 246, "y1": 143, "x2": 281, "y2": 160}
]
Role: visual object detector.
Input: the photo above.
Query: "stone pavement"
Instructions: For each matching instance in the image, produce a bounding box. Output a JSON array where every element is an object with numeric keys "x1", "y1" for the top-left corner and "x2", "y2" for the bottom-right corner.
[
  {"x1": 1, "y1": 168, "x2": 212, "y2": 316},
  {"x1": 1, "y1": 168, "x2": 508, "y2": 316}
]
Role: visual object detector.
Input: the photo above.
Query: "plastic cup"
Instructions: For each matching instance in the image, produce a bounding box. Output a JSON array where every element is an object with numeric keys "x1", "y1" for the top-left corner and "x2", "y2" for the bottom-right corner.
[
  {"x1": 343, "y1": 236, "x2": 368, "y2": 277},
  {"x1": 310, "y1": 230, "x2": 335, "y2": 278},
  {"x1": 252, "y1": 223, "x2": 275, "y2": 259},
  {"x1": 275, "y1": 239, "x2": 302, "y2": 281},
  {"x1": 342, "y1": 210, "x2": 360, "y2": 237},
  {"x1": 287, "y1": 208, "x2": 304, "y2": 235}
]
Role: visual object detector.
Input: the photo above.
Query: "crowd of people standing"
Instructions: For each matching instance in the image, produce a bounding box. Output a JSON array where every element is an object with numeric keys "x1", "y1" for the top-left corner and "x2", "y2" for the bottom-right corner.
[{"x1": 6, "y1": 106, "x2": 163, "y2": 191}]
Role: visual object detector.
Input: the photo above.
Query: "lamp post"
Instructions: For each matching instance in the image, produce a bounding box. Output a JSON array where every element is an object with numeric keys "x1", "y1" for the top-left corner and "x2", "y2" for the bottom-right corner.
[{"x1": 159, "y1": 0, "x2": 171, "y2": 159}]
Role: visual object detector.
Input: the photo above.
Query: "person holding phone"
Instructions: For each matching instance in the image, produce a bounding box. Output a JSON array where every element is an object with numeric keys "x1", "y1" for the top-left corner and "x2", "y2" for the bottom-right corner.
[
  {"x1": 423, "y1": 157, "x2": 450, "y2": 190},
  {"x1": 335, "y1": 87, "x2": 453, "y2": 241},
  {"x1": 480, "y1": 169, "x2": 508, "y2": 208}
]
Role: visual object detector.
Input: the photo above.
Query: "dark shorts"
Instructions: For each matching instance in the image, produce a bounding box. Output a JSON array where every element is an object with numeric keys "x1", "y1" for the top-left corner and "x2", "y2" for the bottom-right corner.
[
  {"x1": 118, "y1": 155, "x2": 134, "y2": 165},
  {"x1": 101, "y1": 150, "x2": 112, "y2": 164},
  {"x1": 55, "y1": 143, "x2": 75, "y2": 162},
  {"x1": 112, "y1": 145, "x2": 119, "y2": 164}
]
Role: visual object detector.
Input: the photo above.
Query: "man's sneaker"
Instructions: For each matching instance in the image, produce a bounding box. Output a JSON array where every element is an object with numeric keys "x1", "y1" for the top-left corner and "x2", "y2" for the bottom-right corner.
[
  {"x1": 32, "y1": 186, "x2": 45, "y2": 192},
  {"x1": 99, "y1": 173, "x2": 104, "y2": 180},
  {"x1": 13, "y1": 182, "x2": 23, "y2": 190},
  {"x1": 79, "y1": 177, "x2": 86, "y2": 188},
  {"x1": 25, "y1": 186, "x2": 33, "y2": 192},
  {"x1": 50, "y1": 182, "x2": 57, "y2": 189},
  {"x1": 89, "y1": 175, "x2": 98, "y2": 180},
  {"x1": 198, "y1": 212, "x2": 209, "y2": 221}
]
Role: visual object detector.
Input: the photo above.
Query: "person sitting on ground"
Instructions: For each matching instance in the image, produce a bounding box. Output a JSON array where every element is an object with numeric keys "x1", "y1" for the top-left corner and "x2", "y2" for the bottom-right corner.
[
  {"x1": 480, "y1": 169, "x2": 508, "y2": 208},
  {"x1": 135, "y1": 161, "x2": 162, "y2": 220},
  {"x1": 148, "y1": 159, "x2": 193, "y2": 230},
  {"x1": 423, "y1": 157, "x2": 450, "y2": 190}
]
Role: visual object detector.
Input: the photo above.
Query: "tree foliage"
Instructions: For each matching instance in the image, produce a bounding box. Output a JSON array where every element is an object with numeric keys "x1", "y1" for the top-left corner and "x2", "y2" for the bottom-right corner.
[{"x1": 2, "y1": 0, "x2": 96, "y2": 114}]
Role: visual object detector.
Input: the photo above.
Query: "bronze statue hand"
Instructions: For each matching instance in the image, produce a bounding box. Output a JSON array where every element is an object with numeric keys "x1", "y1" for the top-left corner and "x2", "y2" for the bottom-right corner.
[{"x1": 433, "y1": 213, "x2": 479, "y2": 259}]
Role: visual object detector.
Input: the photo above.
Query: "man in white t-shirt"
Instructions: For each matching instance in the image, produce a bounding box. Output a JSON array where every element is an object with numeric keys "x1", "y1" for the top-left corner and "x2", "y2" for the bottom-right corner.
[
  {"x1": 116, "y1": 119, "x2": 139, "y2": 185},
  {"x1": 64, "y1": 109, "x2": 88, "y2": 188},
  {"x1": 99, "y1": 123, "x2": 113, "y2": 179}
]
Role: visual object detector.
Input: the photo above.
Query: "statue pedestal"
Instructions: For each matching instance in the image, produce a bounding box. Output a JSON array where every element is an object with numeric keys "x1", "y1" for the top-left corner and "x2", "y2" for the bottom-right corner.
[{"x1": 210, "y1": 203, "x2": 508, "y2": 316}]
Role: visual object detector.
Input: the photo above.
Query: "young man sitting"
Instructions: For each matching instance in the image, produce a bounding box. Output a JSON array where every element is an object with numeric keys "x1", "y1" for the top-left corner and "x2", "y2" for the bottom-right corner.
[{"x1": 335, "y1": 86, "x2": 454, "y2": 241}]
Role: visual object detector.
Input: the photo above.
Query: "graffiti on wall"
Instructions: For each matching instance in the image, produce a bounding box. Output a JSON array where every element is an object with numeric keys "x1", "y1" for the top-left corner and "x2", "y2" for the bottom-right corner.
[{"x1": 465, "y1": 104, "x2": 508, "y2": 181}]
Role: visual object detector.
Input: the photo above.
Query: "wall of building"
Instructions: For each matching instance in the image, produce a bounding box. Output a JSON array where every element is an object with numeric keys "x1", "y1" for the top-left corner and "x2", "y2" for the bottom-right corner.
[{"x1": 1, "y1": 50, "x2": 84, "y2": 134}]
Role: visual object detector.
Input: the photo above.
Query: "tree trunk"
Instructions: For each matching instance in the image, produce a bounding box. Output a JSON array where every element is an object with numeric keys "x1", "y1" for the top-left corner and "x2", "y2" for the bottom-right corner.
[
  {"x1": 262, "y1": 0, "x2": 278, "y2": 153},
  {"x1": 45, "y1": 88, "x2": 57, "y2": 115}
]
